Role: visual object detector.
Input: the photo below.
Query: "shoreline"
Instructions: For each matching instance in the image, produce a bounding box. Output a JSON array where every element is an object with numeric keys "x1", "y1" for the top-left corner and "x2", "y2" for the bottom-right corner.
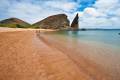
[
  {"x1": 0, "y1": 28, "x2": 119, "y2": 80},
  {"x1": 0, "y1": 27, "x2": 57, "y2": 32}
]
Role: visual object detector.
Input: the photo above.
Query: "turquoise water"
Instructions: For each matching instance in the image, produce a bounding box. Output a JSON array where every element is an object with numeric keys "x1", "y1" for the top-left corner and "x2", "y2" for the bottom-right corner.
[
  {"x1": 46, "y1": 29, "x2": 120, "y2": 79},
  {"x1": 54, "y1": 29, "x2": 120, "y2": 48}
]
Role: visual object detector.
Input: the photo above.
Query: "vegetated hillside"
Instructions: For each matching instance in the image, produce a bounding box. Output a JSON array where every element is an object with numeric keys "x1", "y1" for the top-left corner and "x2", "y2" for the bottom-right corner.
[{"x1": 0, "y1": 18, "x2": 31, "y2": 28}]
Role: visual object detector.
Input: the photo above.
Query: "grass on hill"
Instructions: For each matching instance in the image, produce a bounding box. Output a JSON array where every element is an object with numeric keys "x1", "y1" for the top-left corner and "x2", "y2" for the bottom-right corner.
[{"x1": 0, "y1": 23, "x2": 40, "y2": 29}]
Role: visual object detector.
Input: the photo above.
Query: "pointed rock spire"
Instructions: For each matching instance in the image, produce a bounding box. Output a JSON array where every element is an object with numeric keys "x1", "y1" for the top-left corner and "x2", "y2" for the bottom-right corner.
[{"x1": 71, "y1": 13, "x2": 79, "y2": 30}]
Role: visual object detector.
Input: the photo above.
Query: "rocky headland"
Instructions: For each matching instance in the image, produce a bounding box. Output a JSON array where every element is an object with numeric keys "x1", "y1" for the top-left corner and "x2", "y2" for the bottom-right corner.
[{"x1": 33, "y1": 14, "x2": 70, "y2": 29}]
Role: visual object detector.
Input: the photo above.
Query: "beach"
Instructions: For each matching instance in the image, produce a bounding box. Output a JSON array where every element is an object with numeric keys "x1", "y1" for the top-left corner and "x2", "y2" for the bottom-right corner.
[{"x1": 0, "y1": 28, "x2": 119, "y2": 80}]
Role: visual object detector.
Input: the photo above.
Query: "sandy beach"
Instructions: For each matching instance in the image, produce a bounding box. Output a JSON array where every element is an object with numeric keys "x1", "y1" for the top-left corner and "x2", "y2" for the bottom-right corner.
[{"x1": 0, "y1": 28, "x2": 118, "y2": 80}]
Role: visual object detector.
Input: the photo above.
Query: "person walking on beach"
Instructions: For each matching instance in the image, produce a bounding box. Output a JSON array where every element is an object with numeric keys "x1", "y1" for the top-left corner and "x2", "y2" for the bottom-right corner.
[
  {"x1": 36, "y1": 30, "x2": 40, "y2": 37},
  {"x1": 38, "y1": 29, "x2": 40, "y2": 34}
]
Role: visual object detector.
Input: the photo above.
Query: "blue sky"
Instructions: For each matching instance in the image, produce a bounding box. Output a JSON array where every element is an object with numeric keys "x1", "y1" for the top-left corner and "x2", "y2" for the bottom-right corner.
[{"x1": 0, "y1": 0, "x2": 120, "y2": 28}]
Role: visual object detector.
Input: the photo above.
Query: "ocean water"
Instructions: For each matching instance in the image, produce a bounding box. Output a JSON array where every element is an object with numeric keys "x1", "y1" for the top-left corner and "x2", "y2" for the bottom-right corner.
[
  {"x1": 54, "y1": 29, "x2": 120, "y2": 48},
  {"x1": 50, "y1": 29, "x2": 120, "y2": 79},
  {"x1": 44, "y1": 29, "x2": 120, "y2": 79}
]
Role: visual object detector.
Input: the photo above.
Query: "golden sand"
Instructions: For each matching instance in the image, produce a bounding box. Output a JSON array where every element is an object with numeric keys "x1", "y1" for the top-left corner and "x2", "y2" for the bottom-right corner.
[{"x1": 0, "y1": 28, "x2": 118, "y2": 80}]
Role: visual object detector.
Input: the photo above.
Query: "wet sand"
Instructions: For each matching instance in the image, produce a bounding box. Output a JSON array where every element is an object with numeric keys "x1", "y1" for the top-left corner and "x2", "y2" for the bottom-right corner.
[{"x1": 0, "y1": 28, "x2": 117, "y2": 80}]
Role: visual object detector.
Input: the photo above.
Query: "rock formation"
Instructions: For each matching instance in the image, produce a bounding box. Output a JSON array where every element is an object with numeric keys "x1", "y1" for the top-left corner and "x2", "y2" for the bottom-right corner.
[
  {"x1": 0, "y1": 18, "x2": 30, "y2": 28},
  {"x1": 71, "y1": 13, "x2": 79, "y2": 30},
  {"x1": 33, "y1": 14, "x2": 70, "y2": 29}
]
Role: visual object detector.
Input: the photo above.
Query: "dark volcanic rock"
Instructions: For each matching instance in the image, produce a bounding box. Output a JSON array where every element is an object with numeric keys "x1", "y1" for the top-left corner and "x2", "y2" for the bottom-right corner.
[
  {"x1": 33, "y1": 14, "x2": 70, "y2": 29},
  {"x1": 71, "y1": 13, "x2": 79, "y2": 30}
]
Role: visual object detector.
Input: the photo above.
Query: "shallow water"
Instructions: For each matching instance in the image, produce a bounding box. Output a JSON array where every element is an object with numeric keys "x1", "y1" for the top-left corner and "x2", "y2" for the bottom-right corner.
[
  {"x1": 43, "y1": 29, "x2": 120, "y2": 80},
  {"x1": 54, "y1": 29, "x2": 120, "y2": 48}
]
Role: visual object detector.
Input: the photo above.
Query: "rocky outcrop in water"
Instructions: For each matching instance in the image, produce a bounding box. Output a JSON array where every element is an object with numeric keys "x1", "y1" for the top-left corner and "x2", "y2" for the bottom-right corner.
[
  {"x1": 33, "y1": 14, "x2": 70, "y2": 29},
  {"x1": 71, "y1": 13, "x2": 79, "y2": 30}
]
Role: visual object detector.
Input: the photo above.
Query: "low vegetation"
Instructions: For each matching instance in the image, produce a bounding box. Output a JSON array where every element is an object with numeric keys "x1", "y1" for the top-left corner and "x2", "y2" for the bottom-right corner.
[{"x1": 0, "y1": 18, "x2": 40, "y2": 29}]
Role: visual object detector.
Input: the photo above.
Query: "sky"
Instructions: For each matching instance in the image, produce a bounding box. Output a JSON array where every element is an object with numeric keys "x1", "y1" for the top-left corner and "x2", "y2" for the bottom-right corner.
[{"x1": 0, "y1": 0, "x2": 120, "y2": 28}]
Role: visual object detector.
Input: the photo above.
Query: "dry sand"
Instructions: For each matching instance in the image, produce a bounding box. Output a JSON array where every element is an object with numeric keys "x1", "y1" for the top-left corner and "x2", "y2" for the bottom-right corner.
[{"x1": 0, "y1": 27, "x2": 116, "y2": 80}]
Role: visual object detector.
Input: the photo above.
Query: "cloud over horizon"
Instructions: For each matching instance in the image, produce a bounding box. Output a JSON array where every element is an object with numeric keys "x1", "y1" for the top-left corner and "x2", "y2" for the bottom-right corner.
[{"x1": 0, "y1": 0, "x2": 120, "y2": 28}]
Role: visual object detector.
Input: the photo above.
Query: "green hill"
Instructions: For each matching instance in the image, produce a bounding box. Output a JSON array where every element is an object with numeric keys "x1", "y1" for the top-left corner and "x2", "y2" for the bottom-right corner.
[{"x1": 0, "y1": 18, "x2": 31, "y2": 28}]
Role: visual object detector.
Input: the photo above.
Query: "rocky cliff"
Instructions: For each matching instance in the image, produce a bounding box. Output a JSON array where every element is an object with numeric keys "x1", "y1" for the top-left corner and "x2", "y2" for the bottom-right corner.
[
  {"x1": 71, "y1": 13, "x2": 79, "y2": 30},
  {"x1": 33, "y1": 14, "x2": 70, "y2": 29}
]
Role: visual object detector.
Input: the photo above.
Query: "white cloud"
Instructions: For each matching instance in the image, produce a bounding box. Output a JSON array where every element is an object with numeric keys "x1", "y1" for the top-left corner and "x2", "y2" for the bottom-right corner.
[
  {"x1": 83, "y1": 8, "x2": 102, "y2": 17},
  {"x1": 78, "y1": 0, "x2": 120, "y2": 28},
  {"x1": 3, "y1": 0, "x2": 76, "y2": 23},
  {"x1": 8, "y1": 2, "x2": 43, "y2": 23},
  {"x1": 0, "y1": 0, "x2": 120, "y2": 28},
  {"x1": 0, "y1": 0, "x2": 10, "y2": 14},
  {"x1": 94, "y1": 0, "x2": 119, "y2": 10},
  {"x1": 45, "y1": 1, "x2": 78, "y2": 12},
  {"x1": 114, "y1": 8, "x2": 120, "y2": 17},
  {"x1": 0, "y1": 0, "x2": 10, "y2": 6}
]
